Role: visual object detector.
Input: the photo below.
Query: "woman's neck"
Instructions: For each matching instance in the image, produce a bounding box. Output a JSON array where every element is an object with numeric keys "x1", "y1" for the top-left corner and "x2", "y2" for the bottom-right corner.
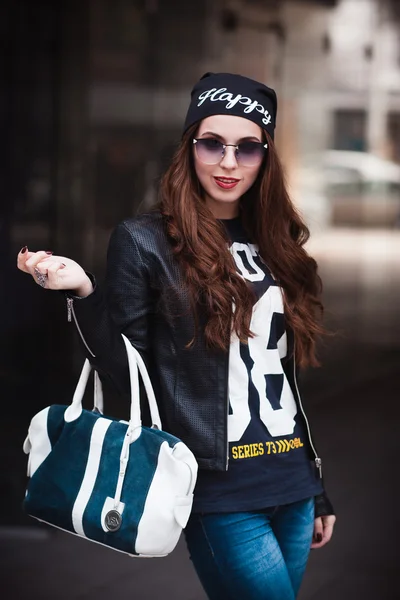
[{"x1": 204, "y1": 195, "x2": 240, "y2": 220}]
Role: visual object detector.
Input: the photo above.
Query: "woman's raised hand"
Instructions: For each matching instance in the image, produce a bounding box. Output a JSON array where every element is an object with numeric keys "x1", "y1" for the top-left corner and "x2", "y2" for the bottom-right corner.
[{"x1": 17, "y1": 247, "x2": 94, "y2": 297}]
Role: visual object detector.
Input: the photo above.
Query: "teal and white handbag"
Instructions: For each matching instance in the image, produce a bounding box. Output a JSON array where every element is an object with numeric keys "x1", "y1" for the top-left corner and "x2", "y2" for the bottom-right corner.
[{"x1": 22, "y1": 334, "x2": 198, "y2": 557}]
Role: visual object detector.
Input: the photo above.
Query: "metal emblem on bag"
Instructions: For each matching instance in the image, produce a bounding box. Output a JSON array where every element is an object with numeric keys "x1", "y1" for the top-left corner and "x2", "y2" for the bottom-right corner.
[{"x1": 105, "y1": 510, "x2": 122, "y2": 532}]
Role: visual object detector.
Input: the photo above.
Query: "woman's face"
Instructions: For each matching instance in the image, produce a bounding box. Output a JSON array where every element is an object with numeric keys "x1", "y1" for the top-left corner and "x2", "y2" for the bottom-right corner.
[{"x1": 193, "y1": 114, "x2": 264, "y2": 219}]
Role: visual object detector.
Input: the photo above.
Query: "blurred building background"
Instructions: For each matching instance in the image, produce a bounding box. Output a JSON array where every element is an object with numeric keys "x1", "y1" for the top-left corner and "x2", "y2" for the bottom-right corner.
[{"x1": 1, "y1": 0, "x2": 400, "y2": 598}]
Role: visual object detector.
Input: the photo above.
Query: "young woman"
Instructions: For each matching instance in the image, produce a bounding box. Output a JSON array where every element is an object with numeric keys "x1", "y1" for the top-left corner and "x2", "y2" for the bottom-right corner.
[{"x1": 18, "y1": 72, "x2": 336, "y2": 600}]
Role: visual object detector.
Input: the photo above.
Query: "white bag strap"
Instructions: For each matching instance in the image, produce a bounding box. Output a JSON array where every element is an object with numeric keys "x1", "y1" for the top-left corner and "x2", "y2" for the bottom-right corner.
[
  {"x1": 64, "y1": 334, "x2": 162, "y2": 432},
  {"x1": 94, "y1": 371, "x2": 103, "y2": 414},
  {"x1": 121, "y1": 334, "x2": 162, "y2": 431}
]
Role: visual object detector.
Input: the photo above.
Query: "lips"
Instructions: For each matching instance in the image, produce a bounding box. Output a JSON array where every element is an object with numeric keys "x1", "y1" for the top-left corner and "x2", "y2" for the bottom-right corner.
[{"x1": 214, "y1": 177, "x2": 240, "y2": 190}]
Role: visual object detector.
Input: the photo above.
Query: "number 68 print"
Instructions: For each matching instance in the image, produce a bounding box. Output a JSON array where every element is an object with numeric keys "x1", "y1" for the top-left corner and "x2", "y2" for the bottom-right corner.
[{"x1": 228, "y1": 243, "x2": 298, "y2": 443}]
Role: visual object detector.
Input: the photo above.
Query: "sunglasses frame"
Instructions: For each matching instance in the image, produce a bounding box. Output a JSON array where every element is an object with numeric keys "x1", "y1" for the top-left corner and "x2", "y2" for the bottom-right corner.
[{"x1": 192, "y1": 138, "x2": 268, "y2": 165}]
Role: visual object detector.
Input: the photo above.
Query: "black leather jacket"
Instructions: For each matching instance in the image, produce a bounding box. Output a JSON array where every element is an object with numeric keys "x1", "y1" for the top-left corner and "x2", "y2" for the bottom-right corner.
[{"x1": 66, "y1": 211, "x2": 334, "y2": 517}]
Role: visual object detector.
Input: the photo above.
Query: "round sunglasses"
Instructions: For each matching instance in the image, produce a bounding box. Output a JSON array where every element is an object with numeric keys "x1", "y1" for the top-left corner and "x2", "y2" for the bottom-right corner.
[{"x1": 193, "y1": 137, "x2": 268, "y2": 167}]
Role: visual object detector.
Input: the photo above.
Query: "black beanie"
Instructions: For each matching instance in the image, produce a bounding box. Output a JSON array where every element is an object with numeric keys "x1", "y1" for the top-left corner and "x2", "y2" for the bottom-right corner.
[{"x1": 183, "y1": 72, "x2": 278, "y2": 139}]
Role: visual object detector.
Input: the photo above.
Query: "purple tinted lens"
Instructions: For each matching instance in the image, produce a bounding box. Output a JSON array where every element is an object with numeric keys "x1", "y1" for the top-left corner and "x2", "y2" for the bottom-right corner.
[
  {"x1": 195, "y1": 139, "x2": 223, "y2": 164},
  {"x1": 237, "y1": 142, "x2": 265, "y2": 166}
]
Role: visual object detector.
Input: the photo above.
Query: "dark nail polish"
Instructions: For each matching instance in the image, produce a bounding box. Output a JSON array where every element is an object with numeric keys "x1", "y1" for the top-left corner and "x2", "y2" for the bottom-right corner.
[
  {"x1": 45, "y1": 251, "x2": 53, "y2": 255},
  {"x1": 316, "y1": 533, "x2": 322, "y2": 543},
  {"x1": 20, "y1": 246, "x2": 27, "y2": 254}
]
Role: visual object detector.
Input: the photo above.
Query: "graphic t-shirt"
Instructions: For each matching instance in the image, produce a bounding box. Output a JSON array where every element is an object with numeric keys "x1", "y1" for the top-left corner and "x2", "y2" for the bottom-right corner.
[{"x1": 192, "y1": 217, "x2": 323, "y2": 513}]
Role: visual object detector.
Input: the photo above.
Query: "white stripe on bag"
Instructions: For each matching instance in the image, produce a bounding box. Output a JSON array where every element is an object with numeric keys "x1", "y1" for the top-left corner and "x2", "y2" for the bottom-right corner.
[{"x1": 72, "y1": 418, "x2": 112, "y2": 536}]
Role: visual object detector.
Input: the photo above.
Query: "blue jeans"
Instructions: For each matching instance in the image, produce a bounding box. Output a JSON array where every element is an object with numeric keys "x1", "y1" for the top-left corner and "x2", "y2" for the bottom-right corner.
[{"x1": 184, "y1": 497, "x2": 315, "y2": 600}]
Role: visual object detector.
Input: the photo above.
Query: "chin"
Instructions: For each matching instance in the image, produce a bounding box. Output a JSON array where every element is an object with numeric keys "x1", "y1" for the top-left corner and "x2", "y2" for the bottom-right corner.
[
  {"x1": 206, "y1": 187, "x2": 243, "y2": 204},
  {"x1": 215, "y1": 191, "x2": 241, "y2": 202}
]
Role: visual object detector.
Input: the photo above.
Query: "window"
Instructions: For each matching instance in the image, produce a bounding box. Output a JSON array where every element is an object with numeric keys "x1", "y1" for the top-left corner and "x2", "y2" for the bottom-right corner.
[{"x1": 333, "y1": 110, "x2": 367, "y2": 152}]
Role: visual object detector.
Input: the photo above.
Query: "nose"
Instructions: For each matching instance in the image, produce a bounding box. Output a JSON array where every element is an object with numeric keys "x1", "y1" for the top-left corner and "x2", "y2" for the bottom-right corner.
[{"x1": 220, "y1": 146, "x2": 238, "y2": 169}]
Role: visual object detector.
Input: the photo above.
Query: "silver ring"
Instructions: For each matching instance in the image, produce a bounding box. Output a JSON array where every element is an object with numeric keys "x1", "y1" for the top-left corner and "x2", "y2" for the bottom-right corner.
[{"x1": 34, "y1": 267, "x2": 48, "y2": 288}]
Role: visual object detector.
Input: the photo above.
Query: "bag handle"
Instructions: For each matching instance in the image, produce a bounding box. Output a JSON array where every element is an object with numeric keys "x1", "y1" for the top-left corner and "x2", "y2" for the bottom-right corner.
[
  {"x1": 65, "y1": 334, "x2": 162, "y2": 432},
  {"x1": 94, "y1": 371, "x2": 103, "y2": 413},
  {"x1": 121, "y1": 334, "x2": 162, "y2": 430}
]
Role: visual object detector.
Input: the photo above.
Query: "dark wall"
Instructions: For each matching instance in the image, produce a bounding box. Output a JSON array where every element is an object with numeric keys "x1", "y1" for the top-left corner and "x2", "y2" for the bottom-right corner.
[{"x1": 1, "y1": 0, "x2": 91, "y2": 525}]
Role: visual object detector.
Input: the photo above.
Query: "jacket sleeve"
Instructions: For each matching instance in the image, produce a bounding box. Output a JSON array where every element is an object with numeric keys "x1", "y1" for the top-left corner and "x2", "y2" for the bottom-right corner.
[
  {"x1": 314, "y1": 491, "x2": 335, "y2": 518},
  {"x1": 66, "y1": 221, "x2": 155, "y2": 399}
]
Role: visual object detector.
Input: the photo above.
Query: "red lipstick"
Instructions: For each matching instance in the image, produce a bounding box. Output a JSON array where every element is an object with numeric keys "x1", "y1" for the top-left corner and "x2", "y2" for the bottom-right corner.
[{"x1": 214, "y1": 177, "x2": 240, "y2": 190}]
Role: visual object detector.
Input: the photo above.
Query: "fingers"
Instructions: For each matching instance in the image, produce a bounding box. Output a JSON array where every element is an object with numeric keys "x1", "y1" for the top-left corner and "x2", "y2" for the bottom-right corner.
[
  {"x1": 17, "y1": 248, "x2": 53, "y2": 274},
  {"x1": 35, "y1": 259, "x2": 68, "y2": 289},
  {"x1": 311, "y1": 515, "x2": 336, "y2": 550},
  {"x1": 46, "y1": 261, "x2": 66, "y2": 276},
  {"x1": 17, "y1": 247, "x2": 36, "y2": 272},
  {"x1": 17, "y1": 248, "x2": 66, "y2": 289},
  {"x1": 321, "y1": 515, "x2": 336, "y2": 544},
  {"x1": 25, "y1": 251, "x2": 54, "y2": 272},
  {"x1": 27, "y1": 252, "x2": 54, "y2": 288},
  {"x1": 311, "y1": 517, "x2": 323, "y2": 549}
]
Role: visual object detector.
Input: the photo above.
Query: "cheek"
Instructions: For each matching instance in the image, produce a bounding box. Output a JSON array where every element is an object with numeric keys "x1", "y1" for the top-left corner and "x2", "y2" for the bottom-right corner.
[
  {"x1": 243, "y1": 165, "x2": 261, "y2": 191},
  {"x1": 194, "y1": 156, "x2": 212, "y2": 186}
]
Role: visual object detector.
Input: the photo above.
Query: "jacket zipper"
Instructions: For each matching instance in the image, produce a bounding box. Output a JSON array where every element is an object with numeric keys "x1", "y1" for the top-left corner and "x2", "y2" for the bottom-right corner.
[
  {"x1": 225, "y1": 347, "x2": 230, "y2": 471},
  {"x1": 293, "y1": 350, "x2": 323, "y2": 479},
  {"x1": 66, "y1": 297, "x2": 96, "y2": 358}
]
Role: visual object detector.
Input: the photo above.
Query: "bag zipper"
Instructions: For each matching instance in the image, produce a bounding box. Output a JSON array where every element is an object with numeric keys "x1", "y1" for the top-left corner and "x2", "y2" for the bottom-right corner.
[
  {"x1": 66, "y1": 297, "x2": 96, "y2": 358},
  {"x1": 293, "y1": 350, "x2": 323, "y2": 479}
]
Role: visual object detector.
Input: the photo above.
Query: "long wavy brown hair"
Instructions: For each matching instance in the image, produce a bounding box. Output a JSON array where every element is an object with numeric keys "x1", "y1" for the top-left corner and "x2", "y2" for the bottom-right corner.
[{"x1": 158, "y1": 123, "x2": 325, "y2": 367}]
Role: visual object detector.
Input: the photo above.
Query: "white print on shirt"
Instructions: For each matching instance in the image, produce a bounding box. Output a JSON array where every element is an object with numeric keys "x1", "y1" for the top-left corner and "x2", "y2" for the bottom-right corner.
[
  {"x1": 229, "y1": 243, "x2": 265, "y2": 282},
  {"x1": 196, "y1": 87, "x2": 273, "y2": 127},
  {"x1": 228, "y1": 242, "x2": 297, "y2": 443}
]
